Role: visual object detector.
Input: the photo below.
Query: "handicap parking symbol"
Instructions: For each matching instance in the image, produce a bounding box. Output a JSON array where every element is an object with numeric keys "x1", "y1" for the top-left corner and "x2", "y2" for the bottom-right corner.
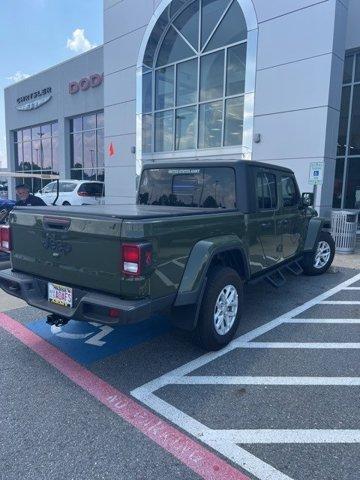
[{"x1": 27, "y1": 315, "x2": 172, "y2": 365}]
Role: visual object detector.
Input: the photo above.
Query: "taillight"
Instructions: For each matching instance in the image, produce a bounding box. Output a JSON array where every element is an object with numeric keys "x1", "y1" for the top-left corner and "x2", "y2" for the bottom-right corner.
[
  {"x1": 122, "y1": 243, "x2": 152, "y2": 276},
  {"x1": 77, "y1": 191, "x2": 91, "y2": 197},
  {"x1": 0, "y1": 225, "x2": 11, "y2": 252}
]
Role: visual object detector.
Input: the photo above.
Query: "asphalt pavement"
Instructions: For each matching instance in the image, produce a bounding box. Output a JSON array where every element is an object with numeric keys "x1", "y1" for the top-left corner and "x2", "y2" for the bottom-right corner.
[{"x1": 0, "y1": 263, "x2": 359, "y2": 480}]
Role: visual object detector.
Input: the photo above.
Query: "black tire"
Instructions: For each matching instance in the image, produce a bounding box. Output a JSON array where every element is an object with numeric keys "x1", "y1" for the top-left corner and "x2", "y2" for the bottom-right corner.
[
  {"x1": 195, "y1": 266, "x2": 243, "y2": 351},
  {"x1": 62, "y1": 201, "x2": 71, "y2": 206},
  {"x1": 301, "y1": 231, "x2": 335, "y2": 276}
]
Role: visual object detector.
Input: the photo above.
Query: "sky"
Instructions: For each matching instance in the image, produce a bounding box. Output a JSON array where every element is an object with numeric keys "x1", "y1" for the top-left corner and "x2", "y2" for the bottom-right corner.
[{"x1": 0, "y1": 0, "x2": 103, "y2": 168}]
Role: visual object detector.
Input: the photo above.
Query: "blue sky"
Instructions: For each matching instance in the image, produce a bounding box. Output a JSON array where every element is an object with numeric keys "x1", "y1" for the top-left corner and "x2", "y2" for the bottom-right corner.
[{"x1": 0, "y1": 0, "x2": 103, "y2": 168}]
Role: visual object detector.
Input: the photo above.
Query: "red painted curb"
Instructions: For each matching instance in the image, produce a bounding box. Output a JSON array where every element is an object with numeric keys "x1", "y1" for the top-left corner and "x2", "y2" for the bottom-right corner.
[{"x1": 0, "y1": 313, "x2": 250, "y2": 480}]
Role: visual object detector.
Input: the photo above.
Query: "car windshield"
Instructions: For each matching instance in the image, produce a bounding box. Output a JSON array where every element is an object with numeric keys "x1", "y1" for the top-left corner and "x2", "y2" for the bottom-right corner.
[{"x1": 138, "y1": 167, "x2": 236, "y2": 209}]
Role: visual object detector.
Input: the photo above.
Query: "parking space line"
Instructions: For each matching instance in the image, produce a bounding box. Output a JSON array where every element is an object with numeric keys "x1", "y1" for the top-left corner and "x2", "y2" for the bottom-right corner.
[
  {"x1": 173, "y1": 376, "x2": 360, "y2": 386},
  {"x1": 343, "y1": 287, "x2": 360, "y2": 290},
  {"x1": 284, "y1": 318, "x2": 360, "y2": 323},
  {"x1": 0, "y1": 312, "x2": 251, "y2": 480},
  {"x1": 132, "y1": 272, "x2": 360, "y2": 480},
  {"x1": 210, "y1": 430, "x2": 360, "y2": 444}
]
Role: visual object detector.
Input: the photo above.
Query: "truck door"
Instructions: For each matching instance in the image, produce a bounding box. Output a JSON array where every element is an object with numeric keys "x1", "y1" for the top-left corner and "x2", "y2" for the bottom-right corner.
[
  {"x1": 248, "y1": 170, "x2": 281, "y2": 270},
  {"x1": 278, "y1": 174, "x2": 302, "y2": 258}
]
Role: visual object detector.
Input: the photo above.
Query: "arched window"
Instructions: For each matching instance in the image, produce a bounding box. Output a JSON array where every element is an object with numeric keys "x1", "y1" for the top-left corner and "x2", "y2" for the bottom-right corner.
[{"x1": 139, "y1": 0, "x2": 251, "y2": 156}]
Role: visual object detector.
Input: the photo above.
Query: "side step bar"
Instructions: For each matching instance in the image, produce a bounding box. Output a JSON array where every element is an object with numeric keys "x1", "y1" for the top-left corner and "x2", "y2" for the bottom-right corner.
[{"x1": 250, "y1": 259, "x2": 304, "y2": 288}]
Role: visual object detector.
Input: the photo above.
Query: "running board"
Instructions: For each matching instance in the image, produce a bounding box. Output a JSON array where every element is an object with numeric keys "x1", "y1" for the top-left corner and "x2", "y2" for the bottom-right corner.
[
  {"x1": 285, "y1": 261, "x2": 303, "y2": 276},
  {"x1": 265, "y1": 270, "x2": 286, "y2": 288}
]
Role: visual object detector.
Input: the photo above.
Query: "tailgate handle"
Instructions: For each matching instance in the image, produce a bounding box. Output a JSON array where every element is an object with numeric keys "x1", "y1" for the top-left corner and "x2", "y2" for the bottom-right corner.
[{"x1": 43, "y1": 216, "x2": 71, "y2": 231}]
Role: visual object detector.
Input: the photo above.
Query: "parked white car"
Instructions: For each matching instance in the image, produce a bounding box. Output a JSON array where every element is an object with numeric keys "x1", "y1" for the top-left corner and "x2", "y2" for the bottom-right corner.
[{"x1": 35, "y1": 180, "x2": 105, "y2": 206}]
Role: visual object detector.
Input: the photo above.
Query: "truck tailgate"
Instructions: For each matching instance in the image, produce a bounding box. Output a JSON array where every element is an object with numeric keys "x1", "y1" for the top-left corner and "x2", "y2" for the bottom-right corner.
[{"x1": 10, "y1": 209, "x2": 122, "y2": 295}]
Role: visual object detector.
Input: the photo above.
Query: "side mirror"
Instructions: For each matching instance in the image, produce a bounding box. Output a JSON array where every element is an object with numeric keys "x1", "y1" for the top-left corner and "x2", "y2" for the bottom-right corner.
[{"x1": 301, "y1": 192, "x2": 314, "y2": 208}]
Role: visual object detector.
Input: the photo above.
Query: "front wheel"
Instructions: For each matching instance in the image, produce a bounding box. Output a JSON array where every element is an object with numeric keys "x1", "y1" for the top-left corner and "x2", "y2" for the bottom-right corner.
[
  {"x1": 195, "y1": 266, "x2": 243, "y2": 351},
  {"x1": 301, "y1": 231, "x2": 335, "y2": 276}
]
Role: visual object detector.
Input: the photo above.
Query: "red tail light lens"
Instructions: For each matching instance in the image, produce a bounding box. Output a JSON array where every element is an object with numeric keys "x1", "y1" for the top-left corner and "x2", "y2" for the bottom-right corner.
[
  {"x1": 77, "y1": 191, "x2": 91, "y2": 197},
  {"x1": 122, "y1": 243, "x2": 152, "y2": 276},
  {"x1": 0, "y1": 225, "x2": 11, "y2": 252}
]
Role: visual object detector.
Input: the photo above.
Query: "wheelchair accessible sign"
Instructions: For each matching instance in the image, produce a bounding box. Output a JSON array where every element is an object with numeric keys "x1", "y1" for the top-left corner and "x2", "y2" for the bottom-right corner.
[{"x1": 309, "y1": 162, "x2": 324, "y2": 186}]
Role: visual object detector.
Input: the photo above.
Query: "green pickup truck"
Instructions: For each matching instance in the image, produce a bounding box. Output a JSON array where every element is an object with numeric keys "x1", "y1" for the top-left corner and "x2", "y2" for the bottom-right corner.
[{"x1": 0, "y1": 160, "x2": 335, "y2": 350}]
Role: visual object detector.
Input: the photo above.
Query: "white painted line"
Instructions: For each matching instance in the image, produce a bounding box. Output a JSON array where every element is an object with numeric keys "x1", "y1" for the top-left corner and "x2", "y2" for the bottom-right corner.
[
  {"x1": 241, "y1": 342, "x2": 360, "y2": 349},
  {"x1": 284, "y1": 318, "x2": 360, "y2": 324},
  {"x1": 320, "y1": 301, "x2": 360, "y2": 305},
  {"x1": 154, "y1": 269, "x2": 179, "y2": 288},
  {"x1": 173, "y1": 260, "x2": 186, "y2": 268},
  {"x1": 343, "y1": 287, "x2": 360, "y2": 290},
  {"x1": 210, "y1": 429, "x2": 360, "y2": 444},
  {"x1": 174, "y1": 376, "x2": 360, "y2": 386}
]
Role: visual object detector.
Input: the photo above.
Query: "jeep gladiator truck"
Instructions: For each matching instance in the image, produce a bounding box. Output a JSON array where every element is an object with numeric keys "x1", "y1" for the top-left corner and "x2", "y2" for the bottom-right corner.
[{"x1": 0, "y1": 161, "x2": 335, "y2": 350}]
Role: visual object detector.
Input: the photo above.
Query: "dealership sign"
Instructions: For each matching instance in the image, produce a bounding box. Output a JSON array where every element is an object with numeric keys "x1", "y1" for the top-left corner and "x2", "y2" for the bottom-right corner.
[
  {"x1": 69, "y1": 73, "x2": 103, "y2": 94},
  {"x1": 16, "y1": 87, "x2": 52, "y2": 111}
]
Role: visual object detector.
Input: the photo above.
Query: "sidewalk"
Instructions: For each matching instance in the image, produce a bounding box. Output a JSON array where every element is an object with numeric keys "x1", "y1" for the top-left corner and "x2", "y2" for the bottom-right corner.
[{"x1": 332, "y1": 241, "x2": 360, "y2": 270}]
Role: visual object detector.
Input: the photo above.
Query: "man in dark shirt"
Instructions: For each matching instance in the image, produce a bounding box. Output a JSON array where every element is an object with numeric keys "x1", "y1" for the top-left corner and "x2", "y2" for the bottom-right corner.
[{"x1": 15, "y1": 184, "x2": 46, "y2": 207}]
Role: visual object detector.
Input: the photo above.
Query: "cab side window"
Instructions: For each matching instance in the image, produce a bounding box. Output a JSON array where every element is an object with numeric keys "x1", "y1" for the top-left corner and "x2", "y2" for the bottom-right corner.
[
  {"x1": 43, "y1": 182, "x2": 55, "y2": 194},
  {"x1": 257, "y1": 172, "x2": 277, "y2": 210},
  {"x1": 281, "y1": 175, "x2": 298, "y2": 207}
]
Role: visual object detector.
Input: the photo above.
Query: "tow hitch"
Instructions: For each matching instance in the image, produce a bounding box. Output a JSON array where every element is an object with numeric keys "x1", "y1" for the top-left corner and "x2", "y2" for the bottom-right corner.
[{"x1": 46, "y1": 314, "x2": 69, "y2": 327}]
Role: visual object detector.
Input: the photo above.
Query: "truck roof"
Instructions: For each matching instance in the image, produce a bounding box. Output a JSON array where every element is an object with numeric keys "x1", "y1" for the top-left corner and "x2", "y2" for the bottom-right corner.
[{"x1": 141, "y1": 159, "x2": 294, "y2": 175}]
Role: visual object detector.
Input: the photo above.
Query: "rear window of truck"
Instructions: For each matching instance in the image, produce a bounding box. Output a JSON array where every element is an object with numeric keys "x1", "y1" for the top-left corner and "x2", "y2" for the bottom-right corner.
[{"x1": 138, "y1": 167, "x2": 236, "y2": 209}]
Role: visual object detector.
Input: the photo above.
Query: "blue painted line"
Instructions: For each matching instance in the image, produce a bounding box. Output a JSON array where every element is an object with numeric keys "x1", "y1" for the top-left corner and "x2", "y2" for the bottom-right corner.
[{"x1": 26, "y1": 315, "x2": 172, "y2": 365}]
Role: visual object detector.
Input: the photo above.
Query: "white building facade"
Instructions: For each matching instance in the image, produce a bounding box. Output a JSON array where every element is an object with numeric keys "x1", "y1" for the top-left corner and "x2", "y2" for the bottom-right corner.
[{"x1": 4, "y1": 0, "x2": 360, "y2": 216}]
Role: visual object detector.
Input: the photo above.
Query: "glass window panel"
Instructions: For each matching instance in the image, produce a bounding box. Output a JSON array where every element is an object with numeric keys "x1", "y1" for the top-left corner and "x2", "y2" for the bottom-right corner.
[
  {"x1": 343, "y1": 55, "x2": 354, "y2": 84},
  {"x1": 224, "y1": 96, "x2": 244, "y2": 146},
  {"x1": 22, "y1": 128, "x2": 31, "y2": 141},
  {"x1": 15, "y1": 130, "x2": 22, "y2": 143},
  {"x1": 264, "y1": 173, "x2": 277, "y2": 209},
  {"x1": 23, "y1": 142, "x2": 32, "y2": 171},
  {"x1": 281, "y1": 175, "x2": 298, "y2": 208},
  {"x1": 198, "y1": 100, "x2": 223, "y2": 148},
  {"x1": 155, "y1": 66, "x2": 174, "y2": 110},
  {"x1": 51, "y1": 122, "x2": 58, "y2": 137},
  {"x1": 142, "y1": 114, "x2": 153, "y2": 153},
  {"x1": 205, "y1": 0, "x2": 247, "y2": 52},
  {"x1": 142, "y1": 73, "x2": 153, "y2": 113},
  {"x1": 83, "y1": 169, "x2": 97, "y2": 181},
  {"x1": 355, "y1": 54, "x2": 360, "y2": 83},
  {"x1": 349, "y1": 84, "x2": 360, "y2": 155},
  {"x1": 345, "y1": 157, "x2": 360, "y2": 208},
  {"x1": 83, "y1": 114, "x2": 96, "y2": 131},
  {"x1": 337, "y1": 86, "x2": 351, "y2": 156},
  {"x1": 170, "y1": 0, "x2": 188, "y2": 18},
  {"x1": 71, "y1": 169, "x2": 83, "y2": 180},
  {"x1": 83, "y1": 131, "x2": 97, "y2": 170},
  {"x1": 96, "y1": 112, "x2": 104, "y2": 129},
  {"x1": 333, "y1": 158, "x2": 345, "y2": 208},
  {"x1": 15, "y1": 143, "x2": 23, "y2": 171},
  {"x1": 40, "y1": 123, "x2": 51, "y2": 138},
  {"x1": 155, "y1": 110, "x2": 174, "y2": 152},
  {"x1": 201, "y1": 167, "x2": 236, "y2": 208},
  {"x1": 32, "y1": 126, "x2": 41, "y2": 140},
  {"x1": 71, "y1": 133, "x2": 83, "y2": 169},
  {"x1": 41, "y1": 139, "x2": 52, "y2": 170},
  {"x1": 71, "y1": 117, "x2": 82, "y2": 133},
  {"x1": 156, "y1": 26, "x2": 195, "y2": 67},
  {"x1": 175, "y1": 105, "x2": 197, "y2": 150},
  {"x1": 201, "y1": 0, "x2": 230, "y2": 48},
  {"x1": 173, "y1": 0, "x2": 199, "y2": 50},
  {"x1": 226, "y1": 43, "x2": 246, "y2": 96},
  {"x1": 97, "y1": 130, "x2": 104, "y2": 168},
  {"x1": 33, "y1": 178, "x2": 41, "y2": 194},
  {"x1": 52, "y1": 136, "x2": 59, "y2": 174},
  {"x1": 97, "y1": 169, "x2": 105, "y2": 182},
  {"x1": 176, "y1": 58, "x2": 198, "y2": 106},
  {"x1": 200, "y1": 51, "x2": 224, "y2": 101},
  {"x1": 32, "y1": 139, "x2": 41, "y2": 171}
]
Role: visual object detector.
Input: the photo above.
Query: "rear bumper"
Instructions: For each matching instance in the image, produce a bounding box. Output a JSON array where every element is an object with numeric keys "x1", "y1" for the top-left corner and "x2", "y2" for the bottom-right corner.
[{"x1": 0, "y1": 269, "x2": 174, "y2": 325}]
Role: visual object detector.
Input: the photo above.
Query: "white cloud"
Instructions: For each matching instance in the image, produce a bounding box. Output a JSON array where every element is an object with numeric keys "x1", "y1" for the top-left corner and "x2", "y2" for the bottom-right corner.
[
  {"x1": 6, "y1": 71, "x2": 31, "y2": 83},
  {"x1": 66, "y1": 28, "x2": 96, "y2": 54}
]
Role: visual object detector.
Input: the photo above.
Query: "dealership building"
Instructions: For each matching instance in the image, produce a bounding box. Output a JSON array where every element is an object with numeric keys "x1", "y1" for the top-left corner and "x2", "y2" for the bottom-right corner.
[{"x1": 4, "y1": 0, "x2": 360, "y2": 215}]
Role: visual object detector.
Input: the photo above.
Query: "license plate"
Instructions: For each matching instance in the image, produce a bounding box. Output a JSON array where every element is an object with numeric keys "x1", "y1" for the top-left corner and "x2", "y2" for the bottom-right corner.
[{"x1": 48, "y1": 282, "x2": 73, "y2": 308}]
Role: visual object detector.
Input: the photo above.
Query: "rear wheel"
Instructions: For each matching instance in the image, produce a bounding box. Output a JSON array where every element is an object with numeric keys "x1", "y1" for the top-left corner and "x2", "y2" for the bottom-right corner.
[
  {"x1": 302, "y1": 231, "x2": 335, "y2": 275},
  {"x1": 195, "y1": 266, "x2": 243, "y2": 351},
  {"x1": 62, "y1": 201, "x2": 71, "y2": 206}
]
